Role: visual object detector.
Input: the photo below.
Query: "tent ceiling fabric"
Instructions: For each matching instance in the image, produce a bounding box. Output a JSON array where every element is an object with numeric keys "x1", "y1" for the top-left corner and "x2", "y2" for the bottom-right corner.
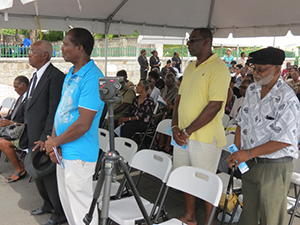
[{"x1": 1, "y1": 0, "x2": 300, "y2": 37}]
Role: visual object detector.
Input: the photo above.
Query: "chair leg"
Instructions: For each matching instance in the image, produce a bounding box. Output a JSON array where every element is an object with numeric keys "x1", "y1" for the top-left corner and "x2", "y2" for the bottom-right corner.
[
  {"x1": 289, "y1": 185, "x2": 300, "y2": 225},
  {"x1": 28, "y1": 176, "x2": 33, "y2": 183},
  {"x1": 207, "y1": 207, "x2": 216, "y2": 225}
]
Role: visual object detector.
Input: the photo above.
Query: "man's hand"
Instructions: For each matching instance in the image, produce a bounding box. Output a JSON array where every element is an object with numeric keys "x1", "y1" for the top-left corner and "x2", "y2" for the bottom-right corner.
[
  {"x1": 45, "y1": 135, "x2": 56, "y2": 155},
  {"x1": 0, "y1": 119, "x2": 14, "y2": 127},
  {"x1": 227, "y1": 149, "x2": 249, "y2": 168},
  {"x1": 49, "y1": 150, "x2": 60, "y2": 164},
  {"x1": 172, "y1": 127, "x2": 187, "y2": 146},
  {"x1": 32, "y1": 140, "x2": 45, "y2": 152}
]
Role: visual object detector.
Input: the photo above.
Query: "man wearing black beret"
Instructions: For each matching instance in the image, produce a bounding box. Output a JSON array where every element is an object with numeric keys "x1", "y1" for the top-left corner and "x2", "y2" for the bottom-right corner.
[{"x1": 228, "y1": 47, "x2": 300, "y2": 224}]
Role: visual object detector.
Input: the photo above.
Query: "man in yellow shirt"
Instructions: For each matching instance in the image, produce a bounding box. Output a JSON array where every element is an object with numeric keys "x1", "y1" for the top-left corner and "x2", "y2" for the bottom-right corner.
[{"x1": 172, "y1": 28, "x2": 230, "y2": 224}]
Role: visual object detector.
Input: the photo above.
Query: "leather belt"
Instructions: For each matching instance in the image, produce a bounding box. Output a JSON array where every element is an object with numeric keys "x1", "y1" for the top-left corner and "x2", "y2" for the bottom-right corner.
[{"x1": 252, "y1": 156, "x2": 293, "y2": 163}]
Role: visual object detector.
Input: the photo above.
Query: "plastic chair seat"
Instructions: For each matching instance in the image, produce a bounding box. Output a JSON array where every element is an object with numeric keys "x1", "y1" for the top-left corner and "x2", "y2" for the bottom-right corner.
[{"x1": 100, "y1": 196, "x2": 153, "y2": 225}]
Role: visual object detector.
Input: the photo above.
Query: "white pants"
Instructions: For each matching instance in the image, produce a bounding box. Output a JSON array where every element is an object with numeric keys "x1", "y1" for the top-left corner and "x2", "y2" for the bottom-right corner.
[
  {"x1": 57, "y1": 159, "x2": 98, "y2": 225},
  {"x1": 173, "y1": 138, "x2": 221, "y2": 173}
]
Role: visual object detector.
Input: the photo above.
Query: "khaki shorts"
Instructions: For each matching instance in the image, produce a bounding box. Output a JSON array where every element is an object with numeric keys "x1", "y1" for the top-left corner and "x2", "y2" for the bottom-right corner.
[{"x1": 173, "y1": 138, "x2": 222, "y2": 173}]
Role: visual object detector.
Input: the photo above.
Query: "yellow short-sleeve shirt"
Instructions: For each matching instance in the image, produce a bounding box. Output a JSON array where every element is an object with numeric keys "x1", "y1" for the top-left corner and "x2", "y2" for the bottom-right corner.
[{"x1": 178, "y1": 53, "x2": 231, "y2": 148}]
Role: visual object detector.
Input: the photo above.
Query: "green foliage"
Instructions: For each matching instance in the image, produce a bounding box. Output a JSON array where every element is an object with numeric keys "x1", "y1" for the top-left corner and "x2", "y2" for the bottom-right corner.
[
  {"x1": 2, "y1": 29, "x2": 16, "y2": 35},
  {"x1": 38, "y1": 31, "x2": 64, "y2": 42},
  {"x1": 18, "y1": 29, "x2": 30, "y2": 37}
]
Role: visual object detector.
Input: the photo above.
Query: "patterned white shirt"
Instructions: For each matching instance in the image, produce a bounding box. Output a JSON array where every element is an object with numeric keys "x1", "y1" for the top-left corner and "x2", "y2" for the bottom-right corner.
[{"x1": 237, "y1": 77, "x2": 300, "y2": 159}]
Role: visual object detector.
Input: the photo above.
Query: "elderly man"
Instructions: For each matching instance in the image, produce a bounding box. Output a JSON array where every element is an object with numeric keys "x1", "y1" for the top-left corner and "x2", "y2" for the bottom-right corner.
[
  {"x1": 228, "y1": 47, "x2": 300, "y2": 225},
  {"x1": 45, "y1": 28, "x2": 104, "y2": 225},
  {"x1": 172, "y1": 28, "x2": 230, "y2": 224},
  {"x1": 19, "y1": 40, "x2": 66, "y2": 225}
]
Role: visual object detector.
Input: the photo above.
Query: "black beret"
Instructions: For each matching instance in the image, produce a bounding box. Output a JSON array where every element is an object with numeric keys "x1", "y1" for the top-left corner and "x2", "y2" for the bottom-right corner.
[{"x1": 247, "y1": 47, "x2": 285, "y2": 65}]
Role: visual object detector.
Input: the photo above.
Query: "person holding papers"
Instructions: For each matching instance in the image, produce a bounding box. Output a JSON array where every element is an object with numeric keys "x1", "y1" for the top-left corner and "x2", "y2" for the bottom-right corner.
[{"x1": 171, "y1": 28, "x2": 230, "y2": 225}]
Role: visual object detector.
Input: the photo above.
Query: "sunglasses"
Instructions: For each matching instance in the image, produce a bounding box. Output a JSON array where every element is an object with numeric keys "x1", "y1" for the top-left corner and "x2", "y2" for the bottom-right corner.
[
  {"x1": 187, "y1": 37, "x2": 205, "y2": 44},
  {"x1": 147, "y1": 79, "x2": 154, "y2": 83}
]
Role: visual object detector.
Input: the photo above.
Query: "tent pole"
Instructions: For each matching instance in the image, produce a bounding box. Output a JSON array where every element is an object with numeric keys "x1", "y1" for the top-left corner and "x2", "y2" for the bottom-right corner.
[
  {"x1": 135, "y1": 41, "x2": 139, "y2": 84},
  {"x1": 105, "y1": 22, "x2": 109, "y2": 76},
  {"x1": 181, "y1": 38, "x2": 184, "y2": 69},
  {"x1": 237, "y1": 45, "x2": 239, "y2": 63}
]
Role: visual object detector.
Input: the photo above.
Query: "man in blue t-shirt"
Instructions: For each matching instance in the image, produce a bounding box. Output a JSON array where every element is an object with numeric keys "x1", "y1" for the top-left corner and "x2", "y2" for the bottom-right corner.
[
  {"x1": 45, "y1": 28, "x2": 104, "y2": 225},
  {"x1": 223, "y1": 48, "x2": 234, "y2": 68}
]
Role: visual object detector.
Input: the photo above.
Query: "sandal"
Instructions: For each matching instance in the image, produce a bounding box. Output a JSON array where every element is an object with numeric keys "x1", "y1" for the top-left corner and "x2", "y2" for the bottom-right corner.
[{"x1": 6, "y1": 171, "x2": 26, "y2": 183}]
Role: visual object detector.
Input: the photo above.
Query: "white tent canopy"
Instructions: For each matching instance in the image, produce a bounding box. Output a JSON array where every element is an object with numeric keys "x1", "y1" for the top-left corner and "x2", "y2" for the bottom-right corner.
[{"x1": 1, "y1": 0, "x2": 300, "y2": 38}]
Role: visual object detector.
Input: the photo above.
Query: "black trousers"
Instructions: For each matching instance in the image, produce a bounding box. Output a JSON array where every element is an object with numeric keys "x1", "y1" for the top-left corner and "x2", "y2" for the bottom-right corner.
[
  {"x1": 35, "y1": 169, "x2": 66, "y2": 222},
  {"x1": 121, "y1": 121, "x2": 148, "y2": 138}
]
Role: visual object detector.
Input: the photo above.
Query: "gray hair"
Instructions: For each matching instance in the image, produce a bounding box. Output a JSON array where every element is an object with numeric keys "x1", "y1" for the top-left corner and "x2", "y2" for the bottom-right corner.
[
  {"x1": 37, "y1": 40, "x2": 53, "y2": 60},
  {"x1": 139, "y1": 79, "x2": 150, "y2": 92}
]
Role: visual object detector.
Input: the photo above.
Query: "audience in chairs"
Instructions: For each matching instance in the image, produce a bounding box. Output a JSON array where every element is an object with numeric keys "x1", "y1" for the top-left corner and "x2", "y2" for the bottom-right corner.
[
  {"x1": 0, "y1": 76, "x2": 28, "y2": 183},
  {"x1": 119, "y1": 79, "x2": 155, "y2": 138}
]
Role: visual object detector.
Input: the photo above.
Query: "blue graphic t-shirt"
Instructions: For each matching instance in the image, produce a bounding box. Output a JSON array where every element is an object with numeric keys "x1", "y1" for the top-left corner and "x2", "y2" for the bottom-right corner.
[{"x1": 54, "y1": 60, "x2": 104, "y2": 162}]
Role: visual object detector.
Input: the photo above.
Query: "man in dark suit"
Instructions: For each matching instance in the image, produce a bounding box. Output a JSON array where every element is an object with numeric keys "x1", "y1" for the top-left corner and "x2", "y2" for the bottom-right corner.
[
  {"x1": 0, "y1": 76, "x2": 29, "y2": 183},
  {"x1": 20, "y1": 40, "x2": 66, "y2": 225},
  {"x1": 138, "y1": 49, "x2": 149, "y2": 79}
]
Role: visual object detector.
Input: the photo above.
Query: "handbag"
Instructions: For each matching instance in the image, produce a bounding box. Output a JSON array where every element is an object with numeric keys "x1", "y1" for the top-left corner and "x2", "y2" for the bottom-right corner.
[{"x1": 0, "y1": 123, "x2": 25, "y2": 140}]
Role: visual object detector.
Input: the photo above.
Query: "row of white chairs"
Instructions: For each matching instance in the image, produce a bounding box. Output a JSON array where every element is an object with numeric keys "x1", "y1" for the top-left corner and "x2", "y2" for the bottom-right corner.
[{"x1": 96, "y1": 127, "x2": 223, "y2": 225}]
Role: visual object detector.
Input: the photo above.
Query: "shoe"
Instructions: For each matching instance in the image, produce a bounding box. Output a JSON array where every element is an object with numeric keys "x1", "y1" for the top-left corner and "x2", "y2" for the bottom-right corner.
[
  {"x1": 31, "y1": 208, "x2": 50, "y2": 215},
  {"x1": 41, "y1": 220, "x2": 62, "y2": 225},
  {"x1": 5, "y1": 171, "x2": 26, "y2": 183}
]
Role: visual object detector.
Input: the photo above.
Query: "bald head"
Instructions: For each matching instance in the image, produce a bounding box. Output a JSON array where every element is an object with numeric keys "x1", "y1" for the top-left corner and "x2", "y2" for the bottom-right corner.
[{"x1": 35, "y1": 40, "x2": 53, "y2": 60}]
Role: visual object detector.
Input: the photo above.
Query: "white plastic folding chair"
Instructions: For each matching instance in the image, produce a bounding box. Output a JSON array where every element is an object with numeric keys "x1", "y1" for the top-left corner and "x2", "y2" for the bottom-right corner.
[
  {"x1": 99, "y1": 149, "x2": 172, "y2": 225},
  {"x1": 149, "y1": 119, "x2": 172, "y2": 149},
  {"x1": 98, "y1": 128, "x2": 109, "y2": 151},
  {"x1": 0, "y1": 97, "x2": 16, "y2": 115},
  {"x1": 287, "y1": 151, "x2": 300, "y2": 225},
  {"x1": 95, "y1": 137, "x2": 138, "y2": 201},
  {"x1": 222, "y1": 114, "x2": 230, "y2": 129},
  {"x1": 154, "y1": 166, "x2": 223, "y2": 225}
]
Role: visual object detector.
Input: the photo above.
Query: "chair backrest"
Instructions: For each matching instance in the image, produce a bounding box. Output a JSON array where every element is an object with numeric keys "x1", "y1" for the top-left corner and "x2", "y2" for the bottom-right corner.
[
  {"x1": 105, "y1": 137, "x2": 138, "y2": 163},
  {"x1": 167, "y1": 166, "x2": 223, "y2": 207},
  {"x1": 222, "y1": 114, "x2": 230, "y2": 128},
  {"x1": 0, "y1": 97, "x2": 16, "y2": 111},
  {"x1": 156, "y1": 119, "x2": 172, "y2": 136},
  {"x1": 98, "y1": 128, "x2": 109, "y2": 151},
  {"x1": 293, "y1": 150, "x2": 300, "y2": 173},
  {"x1": 153, "y1": 101, "x2": 159, "y2": 115},
  {"x1": 222, "y1": 133, "x2": 235, "y2": 152},
  {"x1": 130, "y1": 149, "x2": 172, "y2": 183}
]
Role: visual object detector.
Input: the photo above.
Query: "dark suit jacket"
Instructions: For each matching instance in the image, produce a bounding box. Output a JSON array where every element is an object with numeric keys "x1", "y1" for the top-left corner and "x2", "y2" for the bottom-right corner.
[
  {"x1": 138, "y1": 55, "x2": 148, "y2": 72},
  {"x1": 20, "y1": 63, "x2": 64, "y2": 149},
  {"x1": 5, "y1": 95, "x2": 26, "y2": 123}
]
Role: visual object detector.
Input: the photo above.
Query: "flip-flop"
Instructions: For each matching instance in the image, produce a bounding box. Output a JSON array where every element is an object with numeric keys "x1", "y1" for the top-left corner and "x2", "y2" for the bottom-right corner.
[{"x1": 6, "y1": 171, "x2": 26, "y2": 183}]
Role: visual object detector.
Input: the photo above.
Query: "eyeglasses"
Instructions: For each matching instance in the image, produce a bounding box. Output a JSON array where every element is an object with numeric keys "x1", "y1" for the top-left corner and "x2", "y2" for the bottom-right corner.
[
  {"x1": 250, "y1": 65, "x2": 274, "y2": 74},
  {"x1": 147, "y1": 79, "x2": 154, "y2": 83},
  {"x1": 28, "y1": 49, "x2": 46, "y2": 55},
  {"x1": 186, "y1": 37, "x2": 205, "y2": 44}
]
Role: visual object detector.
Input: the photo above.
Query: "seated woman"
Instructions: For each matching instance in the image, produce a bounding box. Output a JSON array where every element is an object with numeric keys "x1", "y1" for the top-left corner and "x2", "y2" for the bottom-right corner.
[
  {"x1": 118, "y1": 79, "x2": 155, "y2": 138},
  {"x1": 147, "y1": 71, "x2": 161, "y2": 102},
  {"x1": 0, "y1": 76, "x2": 29, "y2": 183},
  {"x1": 158, "y1": 73, "x2": 178, "y2": 152}
]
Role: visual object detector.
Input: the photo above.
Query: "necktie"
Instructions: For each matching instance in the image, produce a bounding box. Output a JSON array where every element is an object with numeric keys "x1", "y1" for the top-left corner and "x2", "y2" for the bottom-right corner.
[{"x1": 28, "y1": 72, "x2": 37, "y2": 99}]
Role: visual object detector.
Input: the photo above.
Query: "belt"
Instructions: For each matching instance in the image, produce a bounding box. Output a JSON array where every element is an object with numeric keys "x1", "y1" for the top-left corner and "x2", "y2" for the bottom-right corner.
[{"x1": 252, "y1": 156, "x2": 293, "y2": 163}]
